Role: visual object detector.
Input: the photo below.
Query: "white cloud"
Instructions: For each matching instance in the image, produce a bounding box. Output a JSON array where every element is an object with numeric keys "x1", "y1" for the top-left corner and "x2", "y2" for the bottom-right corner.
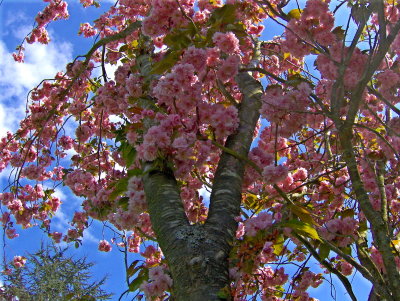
[
  {"x1": 82, "y1": 227, "x2": 99, "y2": 244},
  {"x1": 51, "y1": 188, "x2": 71, "y2": 230},
  {"x1": 53, "y1": 205, "x2": 70, "y2": 231}
]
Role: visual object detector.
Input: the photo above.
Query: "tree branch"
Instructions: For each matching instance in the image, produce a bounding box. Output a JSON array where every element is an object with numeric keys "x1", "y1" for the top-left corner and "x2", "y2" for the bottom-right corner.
[
  {"x1": 205, "y1": 71, "x2": 263, "y2": 249},
  {"x1": 142, "y1": 163, "x2": 189, "y2": 254}
]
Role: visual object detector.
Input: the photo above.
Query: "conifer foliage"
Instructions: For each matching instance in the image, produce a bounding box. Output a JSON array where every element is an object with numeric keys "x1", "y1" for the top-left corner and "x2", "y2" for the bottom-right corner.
[{"x1": 0, "y1": 244, "x2": 112, "y2": 300}]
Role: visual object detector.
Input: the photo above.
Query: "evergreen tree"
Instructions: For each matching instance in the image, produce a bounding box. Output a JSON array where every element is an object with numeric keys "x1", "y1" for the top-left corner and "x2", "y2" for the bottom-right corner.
[{"x1": 0, "y1": 244, "x2": 112, "y2": 301}]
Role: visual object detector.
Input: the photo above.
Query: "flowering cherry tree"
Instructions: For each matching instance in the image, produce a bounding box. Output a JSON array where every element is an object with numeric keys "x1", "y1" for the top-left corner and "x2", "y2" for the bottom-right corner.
[{"x1": 2, "y1": 0, "x2": 400, "y2": 300}]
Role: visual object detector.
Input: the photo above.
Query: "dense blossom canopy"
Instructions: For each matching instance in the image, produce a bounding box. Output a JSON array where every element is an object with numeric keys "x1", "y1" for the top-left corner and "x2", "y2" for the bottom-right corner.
[{"x1": 2, "y1": 0, "x2": 400, "y2": 300}]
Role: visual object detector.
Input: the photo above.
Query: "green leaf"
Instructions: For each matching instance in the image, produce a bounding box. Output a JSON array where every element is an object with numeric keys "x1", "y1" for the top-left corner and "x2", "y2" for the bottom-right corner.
[
  {"x1": 151, "y1": 50, "x2": 183, "y2": 75},
  {"x1": 217, "y1": 286, "x2": 231, "y2": 299},
  {"x1": 119, "y1": 44, "x2": 129, "y2": 52},
  {"x1": 287, "y1": 8, "x2": 303, "y2": 20},
  {"x1": 340, "y1": 208, "x2": 355, "y2": 218},
  {"x1": 341, "y1": 246, "x2": 352, "y2": 255},
  {"x1": 243, "y1": 193, "x2": 262, "y2": 213},
  {"x1": 164, "y1": 24, "x2": 196, "y2": 50},
  {"x1": 288, "y1": 204, "x2": 319, "y2": 226},
  {"x1": 318, "y1": 243, "x2": 330, "y2": 260},
  {"x1": 283, "y1": 220, "x2": 321, "y2": 241},
  {"x1": 120, "y1": 142, "x2": 137, "y2": 167},
  {"x1": 128, "y1": 275, "x2": 147, "y2": 292},
  {"x1": 332, "y1": 26, "x2": 345, "y2": 40},
  {"x1": 127, "y1": 260, "x2": 141, "y2": 278},
  {"x1": 109, "y1": 178, "x2": 129, "y2": 201},
  {"x1": 225, "y1": 22, "x2": 247, "y2": 38},
  {"x1": 80, "y1": 296, "x2": 96, "y2": 301},
  {"x1": 118, "y1": 197, "x2": 129, "y2": 210},
  {"x1": 135, "y1": 54, "x2": 152, "y2": 76},
  {"x1": 273, "y1": 235, "x2": 286, "y2": 256},
  {"x1": 242, "y1": 259, "x2": 254, "y2": 274},
  {"x1": 128, "y1": 168, "x2": 143, "y2": 177},
  {"x1": 208, "y1": 4, "x2": 237, "y2": 26},
  {"x1": 286, "y1": 74, "x2": 310, "y2": 87}
]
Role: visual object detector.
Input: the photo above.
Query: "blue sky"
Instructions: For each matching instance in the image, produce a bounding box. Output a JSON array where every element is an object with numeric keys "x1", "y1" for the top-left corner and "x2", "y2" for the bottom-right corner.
[{"x1": 0, "y1": 1, "x2": 372, "y2": 300}]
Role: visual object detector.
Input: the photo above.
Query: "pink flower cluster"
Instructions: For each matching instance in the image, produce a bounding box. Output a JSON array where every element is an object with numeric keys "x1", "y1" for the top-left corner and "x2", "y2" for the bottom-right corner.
[
  {"x1": 260, "y1": 83, "x2": 311, "y2": 137},
  {"x1": 136, "y1": 123, "x2": 174, "y2": 162},
  {"x1": 337, "y1": 259, "x2": 354, "y2": 276},
  {"x1": 153, "y1": 63, "x2": 200, "y2": 115},
  {"x1": 27, "y1": 27, "x2": 50, "y2": 44},
  {"x1": 126, "y1": 74, "x2": 143, "y2": 98},
  {"x1": 213, "y1": 32, "x2": 240, "y2": 54},
  {"x1": 244, "y1": 212, "x2": 273, "y2": 236},
  {"x1": 142, "y1": 0, "x2": 194, "y2": 37},
  {"x1": 118, "y1": 0, "x2": 151, "y2": 17},
  {"x1": 15, "y1": 0, "x2": 69, "y2": 50},
  {"x1": 141, "y1": 245, "x2": 162, "y2": 267},
  {"x1": 12, "y1": 256, "x2": 26, "y2": 268},
  {"x1": 198, "y1": 0, "x2": 223, "y2": 11},
  {"x1": 127, "y1": 176, "x2": 147, "y2": 213},
  {"x1": 315, "y1": 45, "x2": 367, "y2": 90},
  {"x1": 98, "y1": 239, "x2": 112, "y2": 252},
  {"x1": 217, "y1": 55, "x2": 241, "y2": 83},
  {"x1": 35, "y1": 0, "x2": 69, "y2": 28},
  {"x1": 181, "y1": 46, "x2": 208, "y2": 72},
  {"x1": 12, "y1": 50, "x2": 24, "y2": 63},
  {"x1": 282, "y1": 0, "x2": 335, "y2": 57},
  {"x1": 369, "y1": 246, "x2": 400, "y2": 273},
  {"x1": 65, "y1": 170, "x2": 97, "y2": 198},
  {"x1": 79, "y1": 23, "x2": 98, "y2": 37},
  {"x1": 292, "y1": 270, "x2": 323, "y2": 299},
  {"x1": 262, "y1": 164, "x2": 288, "y2": 185},
  {"x1": 140, "y1": 265, "x2": 173, "y2": 298},
  {"x1": 199, "y1": 103, "x2": 239, "y2": 139},
  {"x1": 319, "y1": 217, "x2": 358, "y2": 247},
  {"x1": 128, "y1": 232, "x2": 141, "y2": 253},
  {"x1": 179, "y1": 181, "x2": 208, "y2": 223},
  {"x1": 80, "y1": 0, "x2": 94, "y2": 7},
  {"x1": 256, "y1": 266, "x2": 288, "y2": 295}
]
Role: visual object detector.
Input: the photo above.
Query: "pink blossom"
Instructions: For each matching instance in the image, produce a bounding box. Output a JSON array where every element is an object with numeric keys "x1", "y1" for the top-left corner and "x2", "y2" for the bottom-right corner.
[
  {"x1": 262, "y1": 165, "x2": 288, "y2": 185},
  {"x1": 12, "y1": 256, "x2": 26, "y2": 268},
  {"x1": 51, "y1": 231, "x2": 62, "y2": 243},
  {"x1": 182, "y1": 46, "x2": 208, "y2": 71},
  {"x1": 12, "y1": 51, "x2": 24, "y2": 63},
  {"x1": 340, "y1": 260, "x2": 353, "y2": 276},
  {"x1": 236, "y1": 222, "x2": 245, "y2": 238},
  {"x1": 217, "y1": 55, "x2": 241, "y2": 82},
  {"x1": 6, "y1": 228, "x2": 19, "y2": 239},
  {"x1": 98, "y1": 239, "x2": 112, "y2": 252},
  {"x1": 80, "y1": 0, "x2": 94, "y2": 7},
  {"x1": 213, "y1": 32, "x2": 240, "y2": 54},
  {"x1": 79, "y1": 22, "x2": 97, "y2": 37},
  {"x1": 293, "y1": 168, "x2": 308, "y2": 181},
  {"x1": 128, "y1": 233, "x2": 141, "y2": 253},
  {"x1": 245, "y1": 212, "x2": 273, "y2": 236},
  {"x1": 140, "y1": 266, "x2": 172, "y2": 298}
]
